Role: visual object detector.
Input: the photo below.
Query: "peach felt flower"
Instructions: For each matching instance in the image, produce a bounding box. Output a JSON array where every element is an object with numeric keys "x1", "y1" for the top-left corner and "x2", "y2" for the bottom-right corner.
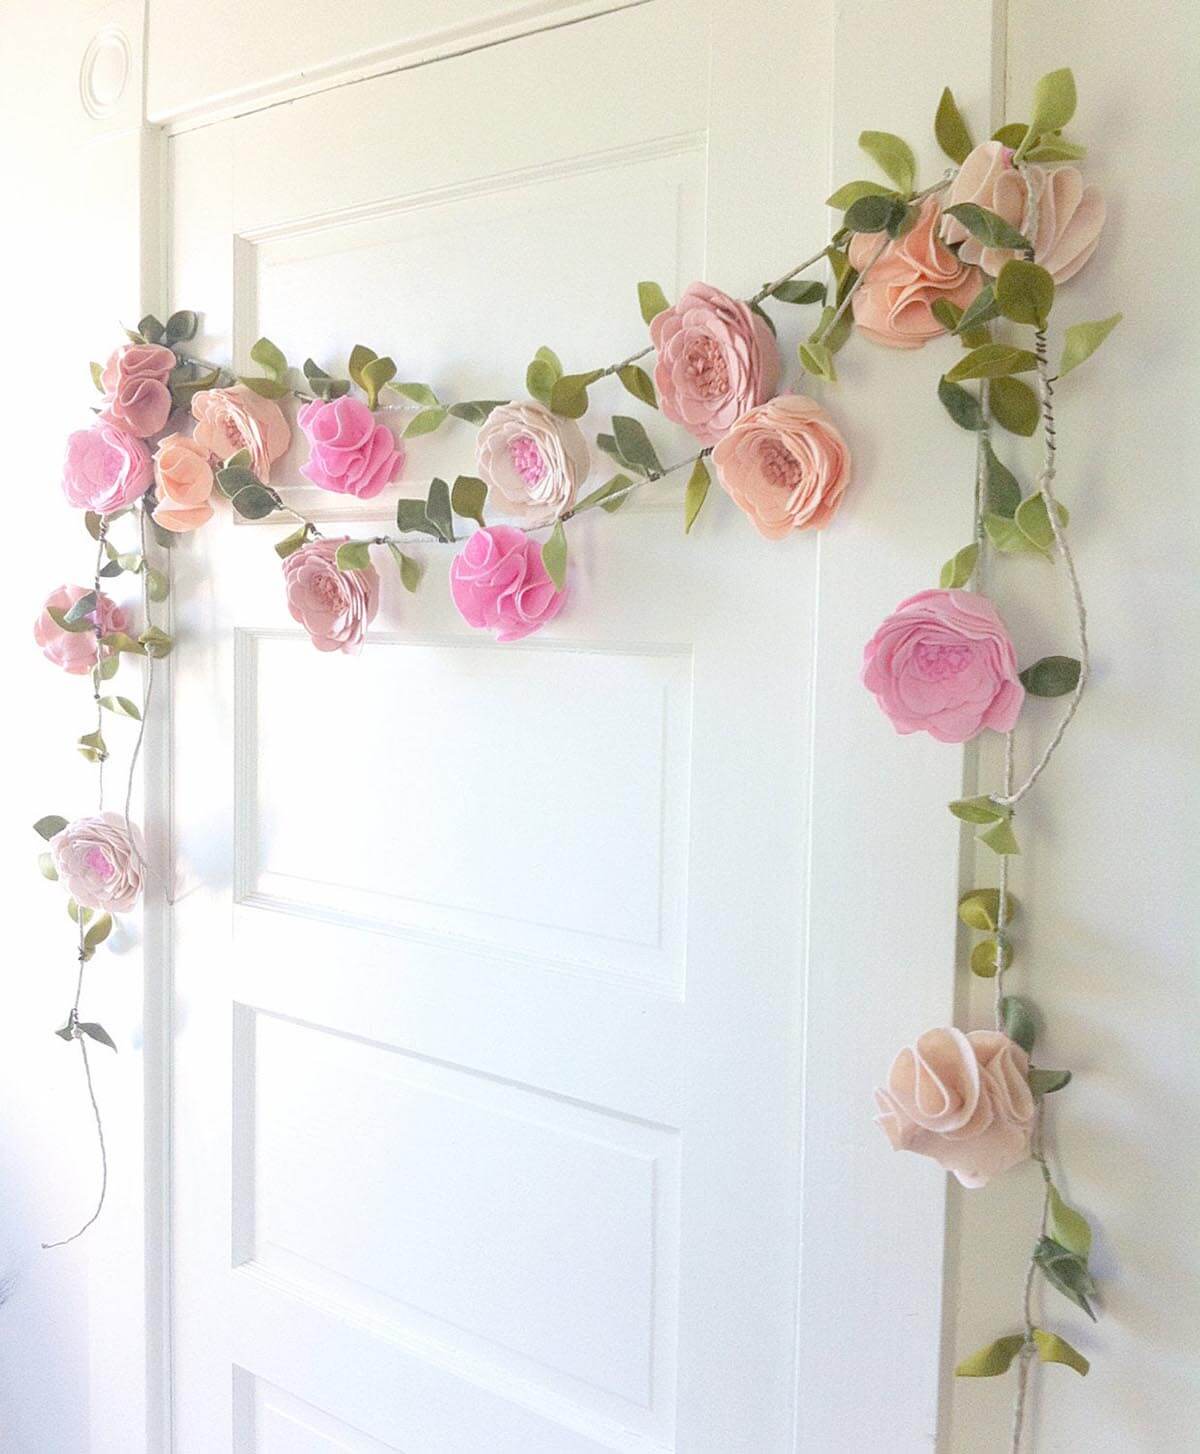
[
  {"x1": 192, "y1": 384, "x2": 290, "y2": 482},
  {"x1": 152, "y1": 433, "x2": 215, "y2": 532}
]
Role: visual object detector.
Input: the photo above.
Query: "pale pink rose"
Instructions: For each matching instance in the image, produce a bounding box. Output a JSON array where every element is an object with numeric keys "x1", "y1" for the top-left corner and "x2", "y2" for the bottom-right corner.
[
  {"x1": 100, "y1": 343, "x2": 176, "y2": 439},
  {"x1": 33, "y1": 585, "x2": 128, "y2": 675},
  {"x1": 62, "y1": 422, "x2": 153, "y2": 513},
  {"x1": 650, "y1": 282, "x2": 781, "y2": 446},
  {"x1": 849, "y1": 197, "x2": 982, "y2": 349},
  {"x1": 474, "y1": 401, "x2": 589, "y2": 521},
  {"x1": 192, "y1": 384, "x2": 291, "y2": 482},
  {"x1": 941, "y1": 141, "x2": 1105, "y2": 283},
  {"x1": 449, "y1": 525, "x2": 565, "y2": 642},
  {"x1": 712, "y1": 394, "x2": 852, "y2": 539},
  {"x1": 875, "y1": 1027, "x2": 1035, "y2": 1187},
  {"x1": 152, "y1": 432, "x2": 215, "y2": 533},
  {"x1": 282, "y1": 537, "x2": 379, "y2": 656},
  {"x1": 297, "y1": 396, "x2": 403, "y2": 500},
  {"x1": 862, "y1": 588, "x2": 1024, "y2": 743},
  {"x1": 50, "y1": 812, "x2": 146, "y2": 913}
]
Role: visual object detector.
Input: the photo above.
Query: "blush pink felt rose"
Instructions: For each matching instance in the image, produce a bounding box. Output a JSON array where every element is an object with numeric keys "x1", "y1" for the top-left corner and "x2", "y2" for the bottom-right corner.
[
  {"x1": 848, "y1": 197, "x2": 982, "y2": 349},
  {"x1": 297, "y1": 396, "x2": 403, "y2": 500},
  {"x1": 475, "y1": 400, "x2": 590, "y2": 522},
  {"x1": 449, "y1": 525, "x2": 565, "y2": 643},
  {"x1": 33, "y1": 585, "x2": 129, "y2": 675},
  {"x1": 875, "y1": 1027, "x2": 1035, "y2": 1187},
  {"x1": 712, "y1": 394, "x2": 852, "y2": 539},
  {"x1": 100, "y1": 343, "x2": 176, "y2": 439},
  {"x1": 152, "y1": 432, "x2": 215, "y2": 533},
  {"x1": 282, "y1": 537, "x2": 380, "y2": 656},
  {"x1": 50, "y1": 812, "x2": 146, "y2": 913},
  {"x1": 62, "y1": 423, "x2": 153, "y2": 514},
  {"x1": 650, "y1": 282, "x2": 781, "y2": 446},
  {"x1": 941, "y1": 141, "x2": 1105, "y2": 283},
  {"x1": 862, "y1": 588, "x2": 1024, "y2": 743},
  {"x1": 192, "y1": 384, "x2": 291, "y2": 482}
]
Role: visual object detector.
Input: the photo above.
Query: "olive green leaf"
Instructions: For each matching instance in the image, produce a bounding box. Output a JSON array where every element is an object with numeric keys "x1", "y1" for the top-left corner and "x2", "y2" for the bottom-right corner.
[
  {"x1": 396, "y1": 498, "x2": 436, "y2": 535},
  {"x1": 843, "y1": 193, "x2": 908, "y2": 235},
  {"x1": 164, "y1": 309, "x2": 198, "y2": 343},
  {"x1": 451, "y1": 475, "x2": 488, "y2": 526},
  {"x1": 541, "y1": 520, "x2": 568, "y2": 589},
  {"x1": 424, "y1": 478, "x2": 455, "y2": 543},
  {"x1": 931, "y1": 299, "x2": 962, "y2": 333},
  {"x1": 939, "y1": 543, "x2": 979, "y2": 589},
  {"x1": 1015, "y1": 69, "x2": 1077, "y2": 163},
  {"x1": 858, "y1": 130, "x2": 916, "y2": 194},
  {"x1": 943, "y1": 203, "x2": 1031, "y2": 252},
  {"x1": 230, "y1": 484, "x2": 280, "y2": 520},
  {"x1": 38, "y1": 850, "x2": 59, "y2": 879},
  {"x1": 945, "y1": 345, "x2": 1038, "y2": 383},
  {"x1": 1048, "y1": 1185, "x2": 1092, "y2": 1259},
  {"x1": 100, "y1": 695, "x2": 142, "y2": 720},
  {"x1": 935, "y1": 87, "x2": 974, "y2": 164},
  {"x1": 83, "y1": 913, "x2": 113, "y2": 952},
  {"x1": 388, "y1": 381, "x2": 440, "y2": 407},
  {"x1": 617, "y1": 364, "x2": 657, "y2": 409},
  {"x1": 100, "y1": 632, "x2": 147, "y2": 656},
  {"x1": 1000, "y1": 994, "x2": 1036, "y2": 1053},
  {"x1": 448, "y1": 399, "x2": 506, "y2": 425},
  {"x1": 955, "y1": 1335, "x2": 1026, "y2": 1378},
  {"x1": 63, "y1": 591, "x2": 99, "y2": 625},
  {"x1": 983, "y1": 440, "x2": 1022, "y2": 517},
  {"x1": 996, "y1": 260, "x2": 1055, "y2": 328},
  {"x1": 1060, "y1": 314, "x2": 1122, "y2": 377},
  {"x1": 1019, "y1": 656, "x2": 1081, "y2": 697},
  {"x1": 404, "y1": 406, "x2": 448, "y2": 437},
  {"x1": 993, "y1": 122, "x2": 1028, "y2": 148},
  {"x1": 138, "y1": 314, "x2": 165, "y2": 344},
  {"x1": 34, "y1": 815, "x2": 68, "y2": 841},
  {"x1": 574, "y1": 473, "x2": 635, "y2": 515},
  {"x1": 550, "y1": 369, "x2": 603, "y2": 419},
  {"x1": 1024, "y1": 134, "x2": 1087, "y2": 163},
  {"x1": 347, "y1": 344, "x2": 378, "y2": 389},
  {"x1": 76, "y1": 1020, "x2": 117, "y2": 1050},
  {"x1": 90, "y1": 361, "x2": 105, "y2": 392},
  {"x1": 981, "y1": 817, "x2": 1021, "y2": 856},
  {"x1": 1032, "y1": 1328, "x2": 1089, "y2": 1376},
  {"x1": 334, "y1": 540, "x2": 373, "y2": 572},
  {"x1": 47, "y1": 605, "x2": 95, "y2": 635},
  {"x1": 990, "y1": 376, "x2": 1040, "y2": 436},
  {"x1": 274, "y1": 525, "x2": 311, "y2": 559},
  {"x1": 971, "y1": 938, "x2": 1012, "y2": 978},
  {"x1": 937, "y1": 377, "x2": 984, "y2": 431},
  {"x1": 1014, "y1": 492, "x2": 1069, "y2": 554},
  {"x1": 386, "y1": 542, "x2": 423, "y2": 593},
  {"x1": 684, "y1": 456, "x2": 711, "y2": 535},
  {"x1": 949, "y1": 795, "x2": 1006, "y2": 825},
  {"x1": 1029, "y1": 1068, "x2": 1072, "y2": 1096},
  {"x1": 360, "y1": 355, "x2": 397, "y2": 410},
  {"x1": 799, "y1": 340, "x2": 837, "y2": 383},
  {"x1": 984, "y1": 512, "x2": 1041, "y2": 555},
  {"x1": 771, "y1": 280, "x2": 826, "y2": 305},
  {"x1": 238, "y1": 376, "x2": 290, "y2": 399},
  {"x1": 637, "y1": 281, "x2": 670, "y2": 325},
  {"x1": 825, "y1": 179, "x2": 895, "y2": 210},
  {"x1": 138, "y1": 626, "x2": 173, "y2": 659},
  {"x1": 957, "y1": 888, "x2": 1018, "y2": 932},
  {"x1": 526, "y1": 345, "x2": 564, "y2": 407},
  {"x1": 250, "y1": 336, "x2": 288, "y2": 379},
  {"x1": 955, "y1": 283, "x2": 1000, "y2": 336}
]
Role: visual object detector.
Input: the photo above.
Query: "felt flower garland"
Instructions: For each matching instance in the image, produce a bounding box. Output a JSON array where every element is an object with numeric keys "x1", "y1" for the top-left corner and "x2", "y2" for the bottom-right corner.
[{"x1": 33, "y1": 66, "x2": 1117, "y2": 1450}]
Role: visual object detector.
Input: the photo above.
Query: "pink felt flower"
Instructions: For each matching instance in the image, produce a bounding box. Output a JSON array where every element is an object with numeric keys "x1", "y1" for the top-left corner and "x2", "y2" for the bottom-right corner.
[
  {"x1": 941, "y1": 141, "x2": 1105, "y2": 282},
  {"x1": 449, "y1": 525, "x2": 565, "y2": 642},
  {"x1": 712, "y1": 394, "x2": 852, "y2": 539},
  {"x1": 50, "y1": 812, "x2": 146, "y2": 913},
  {"x1": 192, "y1": 384, "x2": 291, "y2": 482},
  {"x1": 62, "y1": 422, "x2": 153, "y2": 514},
  {"x1": 650, "y1": 282, "x2": 780, "y2": 446},
  {"x1": 282, "y1": 537, "x2": 380, "y2": 655},
  {"x1": 862, "y1": 588, "x2": 1024, "y2": 743},
  {"x1": 152, "y1": 432, "x2": 215, "y2": 533},
  {"x1": 875, "y1": 1027, "x2": 1035, "y2": 1187},
  {"x1": 848, "y1": 197, "x2": 982, "y2": 349},
  {"x1": 298, "y1": 396, "x2": 404, "y2": 500},
  {"x1": 474, "y1": 400, "x2": 589, "y2": 522},
  {"x1": 33, "y1": 585, "x2": 128, "y2": 675},
  {"x1": 100, "y1": 343, "x2": 176, "y2": 438}
]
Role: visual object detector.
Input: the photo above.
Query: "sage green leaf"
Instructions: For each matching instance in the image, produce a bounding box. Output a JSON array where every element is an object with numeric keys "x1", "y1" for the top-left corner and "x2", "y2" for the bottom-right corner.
[
  {"x1": 396, "y1": 498, "x2": 435, "y2": 535},
  {"x1": 335, "y1": 540, "x2": 373, "y2": 572},
  {"x1": 825, "y1": 179, "x2": 894, "y2": 209},
  {"x1": 813, "y1": 303, "x2": 852, "y2": 355},
  {"x1": 67, "y1": 899, "x2": 94, "y2": 925},
  {"x1": 1024, "y1": 135, "x2": 1087, "y2": 163},
  {"x1": 34, "y1": 815, "x2": 68, "y2": 841},
  {"x1": 100, "y1": 632, "x2": 147, "y2": 656},
  {"x1": 858, "y1": 129, "x2": 916, "y2": 194},
  {"x1": 225, "y1": 448, "x2": 252, "y2": 470},
  {"x1": 239, "y1": 375, "x2": 290, "y2": 400},
  {"x1": 931, "y1": 299, "x2": 962, "y2": 333},
  {"x1": 274, "y1": 525, "x2": 310, "y2": 559},
  {"x1": 1014, "y1": 492, "x2": 1069, "y2": 554},
  {"x1": 595, "y1": 432, "x2": 634, "y2": 471},
  {"x1": 955, "y1": 1335, "x2": 1025, "y2": 1378},
  {"x1": 1034, "y1": 1237, "x2": 1097, "y2": 1320},
  {"x1": 550, "y1": 369, "x2": 602, "y2": 419},
  {"x1": 170, "y1": 365, "x2": 221, "y2": 409},
  {"x1": 451, "y1": 475, "x2": 488, "y2": 526},
  {"x1": 989, "y1": 376, "x2": 1040, "y2": 436},
  {"x1": 1020, "y1": 655, "x2": 1081, "y2": 697},
  {"x1": 996, "y1": 260, "x2": 1055, "y2": 328},
  {"x1": 1029, "y1": 1068, "x2": 1072, "y2": 1096},
  {"x1": 574, "y1": 473, "x2": 635, "y2": 514},
  {"x1": 230, "y1": 484, "x2": 280, "y2": 520},
  {"x1": 1048, "y1": 1185, "x2": 1092, "y2": 1258},
  {"x1": 38, "y1": 851, "x2": 59, "y2": 880},
  {"x1": 611, "y1": 415, "x2": 661, "y2": 476},
  {"x1": 424, "y1": 478, "x2": 454, "y2": 543},
  {"x1": 617, "y1": 364, "x2": 657, "y2": 409},
  {"x1": 448, "y1": 399, "x2": 506, "y2": 425},
  {"x1": 935, "y1": 87, "x2": 974, "y2": 164},
  {"x1": 955, "y1": 283, "x2": 999, "y2": 335},
  {"x1": 404, "y1": 406, "x2": 448, "y2": 437},
  {"x1": 138, "y1": 314, "x2": 165, "y2": 344},
  {"x1": 145, "y1": 567, "x2": 170, "y2": 603},
  {"x1": 771, "y1": 280, "x2": 826, "y2": 305},
  {"x1": 347, "y1": 344, "x2": 377, "y2": 388},
  {"x1": 1060, "y1": 314, "x2": 1122, "y2": 377},
  {"x1": 943, "y1": 202, "x2": 1031, "y2": 252},
  {"x1": 541, "y1": 520, "x2": 568, "y2": 589},
  {"x1": 90, "y1": 361, "x2": 105, "y2": 392},
  {"x1": 983, "y1": 441, "x2": 1022, "y2": 517},
  {"x1": 843, "y1": 193, "x2": 906, "y2": 234},
  {"x1": 388, "y1": 381, "x2": 440, "y2": 406},
  {"x1": 637, "y1": 281, "x2": 670, "y2": 325},
  {"x1": 1032, "y1": 1329, "x2": 1089, "y2": 1376},
  {"x1": 945, "y1": 345, "x2": 1038, "y2": 383},
  {"x1": 83, "y1": 912, "x2": 113, "y2": 951},
  {"x1": 526, "y1": 359, "x2": 557, "y2": 406},
  {"x1": 939, "y1": 543, "x2": 979, "y2": 589},
  {"x1": 361, "y1": 355, "x2": 397, "y2": 409},
  {"x1": 100, "y1": 695, "x2": 142, "y2": 720},
  {"x1": 77, "y1": 1020, "x2": 117, "y2": 1051},
  {"x1": 164, "y1": 309, "x2": 198, "y2": 343},
  {"x1": 937, "y1": 377, "x2": 984, "y2": 431},
  {"x1": 386, "y1": 542, "x2": 422, "y2": 593},
  {"x1": 138, "y1": 626, "x2": 173, "y2": 659},
  {"x1": 63, "y1": 591, "x2": 98, "y2": 625},
  {"x1": 47, "y1": 606, "x2": 95, "y2": 634},
  {"x1": 887, "y1": 202, "x2": 920, "y2": 240},
  {"x1": 992, "y1": 122, "x2": 1028, "y2": 148},
  {"x1": 1020, "y1": 69, "x2": 1078, "y2": 159},
  {"x1": 799, "y1": 340, "x2": 836, "y2": 383},
  {"x1": 98, "y1": 559, "x2": 124, "y2": 580},
  {"x1": 957, "y1": 888, "x2": 1018, "y2": 932},
  {"x1": 684, "y1": 456, "x2": 711, "y2": 535},
  {"x1": 826, "y1": 247, "x2": 857, "y2": 301},
  {"x1": 250, "y1": 336, "x2": 287, "y2": 379},
  {"x1": 949, "y1": 796, "x2": 1005, "y2": 825},
  {"x1": 749, "y1": 300, "x2": 777, "y2": 337},
  {"x1": 97, "y1": 654, "x2": 120, "y2": 680},
  {"x1": 981, "y1": 818, "x2": 1021, "y2": 856},
  {"x1": 1000, "y1": 994, "x2": 1036, "y2": 1053},
  {"x1": 115, "y1": 551, "x2": 144, "y2": 574},
  {"x1": 970, "y1": 938, "x2": 1012, "y2": 978}
]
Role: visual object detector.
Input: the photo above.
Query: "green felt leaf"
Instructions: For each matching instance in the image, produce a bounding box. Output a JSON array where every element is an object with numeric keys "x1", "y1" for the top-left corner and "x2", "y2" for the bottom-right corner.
[
  {"x1": 970, "y1": 938, "x2": 1012, "y2": 978},
  {"x1": 843, "y1": 193, "x2": 907, "y2": 235},
  {"x1": 165, "y1": 309, "x2": 198, "y2": 343},
  {"x1": 100, "y1": 632, "x2": 147, "y2": 656},
  {"x1": 983, "y1": 441, "x2": 1022, "y2": 517},
  {"x1": 239, "y1": 375, "x2": 290, "y2": 400},
  {"x1": 957, "y1": 889, "x2": 1018, "y2": 932},
  {"x1": 386, "y1": 542, "x2": 423, "y2": 593},
  {"x1": 138, "y1": 626, "x2": 173, "y2": 659},
  {"x1": 611, "y1": 415, "x2": 661, "y2": 476},
  {"x1": 826, "y1": 247, "x2": 857, "y2": 302},
  {"x1": 1017, "y1": 69, "x2": 1078, "y2": 163},
  {"x1": 617, "y1": 364, "x2": 657, "y2": 409},
  {"x1": 684, "y1": 456, "x2": 711, "y2": 535},
  {"x1": 250, "y1": 336, "x2": 287, "y2": 380},
  {"x1": 38, "y1": 850, "x2": 59, "y2": 879},
  {"x1": 1034, "y1": 1238, "x2": 1097, "y2": 1320},
  {"x1": 274, "y1": 525, "x2": 310, "y2": 559},
  {"x1": 1060, "y1": 314, "x2": 1122, "y2": 377},
  {"x1": 943, "y1": 202, "x2": 1031, "y2": 252},
  {"x1": 945, "y1": 345, "x2": 1038, "y2": 383},
  {"x1": 984, "y1": 512, "x2": 1038, "y2": 554},
  {"x1": 1024, "y1": 135, "x2": 1088, "y2": 163},
  {"x1": 574, "y1": 473, "x2": 635, "y2": 515},
  {"x1": 89, "y1": 360, "x2": 105, "y2": 392},
  {"x1": 771, "y1": 280, "x2": 827, "y2": 306},
  {"x1": 826, "y1": 179, "x2": 894, "y2": 210},
  {"x1": 1014, "y1": 492, "x2": 1069, "y2": 554},
  {"x1": 813, "y1": 304, "x2": 852, "y2": 355},
  {"x1": 956, "y1": 283, "x2": 1000, "y2": 335},
  {"x1": 448, "y1": 399, "x2": 506, "y2": 425},
  {"x1": 47, "y1": 606, "x2": 94, "y2": 635},
  {"x1": 34, "y1": 815, "x2": 68, "y2": 842},
  {"x1": 989, "y1": 376, "x2": 1040, "y2": 436},
  {"x1": 1048, "y1": 1186, "x2": 1092, "y2": 1259},
  {"x1": 949, "y1": 796, "x2": 1006, "y2": 825},
  {"x1": 935, "y1": 87, "x2": 974, "y2": 164},
  {"x1": 347, "y1": 344, "x2": 377, "y2": 389},
  {"x1": 799, "y1": 340, "x2": 836, "y2": 383},
  {"x1": 955, "y1": 1335, "x2": 1026, "y2": 1378},
  {"x1": 77, "y1": 1020, "x2": 117, "y2": 1051},
  {"x1": 388, "y1": 381, "x2": 440, "y2": 407},
  {"x1": 981, "y1": 818, "x2": 1021, "y2": 856},
  {"x1": 396, "y1": 498, "x2": 435, "y2": 535},
  {"x1": 937, "y1": 377, "x2": 984, "y2": 431},
  {"x1": 67, "y1": 899, "x2": 93, "y2": 926},
  {"x1": 1032, "y1": 1329, "x2": 1089, "y2": 1376},
  {"x1": 83, "y1": 912, "x2": 113, "y2": 951},
  {"x1": 858, "y1": 130, "x2": 916, "y2": 194},
  {"x1": 171, "y1": 365, "x2": 222, "y2": 409},
  {"x1": 84, "y1": 510, "x2": 104, "y2": 540},
  {"x1": 1000, "y1": 994, "x2": 1036, "y2": 1053},
  {"x1": 63, "y1": 591, "x2": 98, "y2": 625},
  {"x1": 1020, "y1": 655, "x2": 1081, "y2": 697},
  {"x1": 335, "y1": 540, "x2": 373, "y2": 572},
  {"x1": 451, "y1": 475, "x2": 488, "y2": 526},
  {"x1": 230, "y1": 484, "x2": 280, "y2": 520},
  {"x1": 637, "y1": 281, "x2": 670, "y2": 325},
  {"x1": 550, "y1": 369, "x2": 603, "y2": 419},
  {"x1": 931, "y1": 299, "x2": 962, "y2": 333},
  {"x1": 992, "y1": 122, "x2": 1028, "y2": 148},
  {"x1": 996, "y1": 260, "x2": 1055, "y2": 328},
  {"x1": 541, "y1": 520, "x2": 568, "y2": 590},
  {"x1": 404, "y1": 406, "x2": 448, "y2": 437},
  {"x1": 749, "y1": 300, "x2": 777, "y2": 337},
  {"x1": 138, "y1": 314, "x2": 164, "y2": 344},
  {"x1": 1029, "y1": 1068, "x2": 1072, "y2": 1096},
  {"x1": 97, "y1": 654, "x2": 120, "y2": 680},
  {"x1": 225, "y1": 448, "x2": 252, "y2": 470},
  {"x1": 360, "y1": 355, "x2": 397, "y2": 410},
  {"x1": 424, "y1": 478, "x2": 455, "y2": 543},
  {"x1": 145, "y1": 567, "x2": 169, "y2": 603},
  {"x1": 939, "y1": 543, "x2": 979, "y2": 589},
  {"x1": 100, "y1": 695, "x2": 142, "y2": 720}
]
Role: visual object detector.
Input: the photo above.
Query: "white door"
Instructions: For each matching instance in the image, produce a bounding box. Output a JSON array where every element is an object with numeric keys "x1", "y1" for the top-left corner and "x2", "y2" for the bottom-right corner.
[{"x1": 163, "y1": 3, "x2": 977, "y2": 1449}]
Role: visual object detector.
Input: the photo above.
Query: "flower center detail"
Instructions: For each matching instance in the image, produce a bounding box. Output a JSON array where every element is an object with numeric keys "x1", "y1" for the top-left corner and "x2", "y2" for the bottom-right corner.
[
  {"x1": 757, "y1": 439, "x2": 803, "y2": 491},
  {"x1": 683, "y1": 335, "x2": 730, "y2": 398},
  {"x1": 913, "y1": 641, "x2": 973, "y2": 680},
  {"x1": 84, "y1": 846, "x2": 115, "y2": 879},
  {"x1": 313, "y1": 573, "x2": 344, "y2": 607},
  {"x1": 508, "y1": 434, "x2": 547, "y2": 486}
]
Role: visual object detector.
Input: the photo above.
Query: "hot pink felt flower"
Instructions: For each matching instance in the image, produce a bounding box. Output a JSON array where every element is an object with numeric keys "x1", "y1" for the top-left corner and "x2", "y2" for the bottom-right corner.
[
  {"x1": 100, "y1": 343, "x2": 176, "y2": 438},
  {"x1": 192, "y1": 384, "x2": 291, "y2": 482},
  {"x1": 849, "y1": 197, "x2": 982, "y2": 349},
  {"x1": 282, "y1": 536, "x2": 380, "y2": 655},
  {"x1": 449, "y1": 525, "x2": 565, "y2": 642},
  {"x1": 941, "y1": 141, "x2": 1105, "y2": 283},
  {"x1": 50, "y1": 812, "x2": 146, "y2": 913},
  {"x1": 862, "y1": 589, "x2": 1024, "y2": 743},
  {"x1": 650, "y1": 282, "x2": 780, "y2": 446},
  {"x1": 33, "y1": 585, "x2": 128, "y2": 675},
  {"x1": 712, "y1": 394, "x2": 852, "y2": 539},
  {"x1": 875, "y1": 1027, "x2": 1035, "y2": 1187},
  {"x1": 474, "y1": 400, "x2": 589, "y2": 522},
  {"x1": 62, "y1": 422, "x2": 153, "y2": 514},
  {"x1": 298, "y1": 396, "x2": 404, "y2": 500}
]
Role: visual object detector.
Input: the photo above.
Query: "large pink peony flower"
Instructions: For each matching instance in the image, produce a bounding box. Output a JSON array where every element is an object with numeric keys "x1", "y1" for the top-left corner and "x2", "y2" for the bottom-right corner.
[
  {"x1": 862, "y1": 588, "x2": 1024, "y2": 743},
  {"x1": 941, "y1": 141, "x2": 1105, "y2": 283},
  {"x1": 100, "y1": 343, "x2": 176, "y2": 438},
  {"x1": 449, "y1": 525, "x2": 565, "y2": 642},
  {"x1": 50, "y1": 812, "x2": 146, "y2": 913},
  {"x1": 475, "y1": 400, "x2": 589, "y2": 522},
  {"x1": 298, "y1": 396, "x2": 403, "y2": 500},
  {"x1": 875, "y1": 1027, "x2": 1035, "y2": 1187},
  {"x1": 62, "y1": 422, "x2": 153, "y2": 513},
  {"x1": 152, "y1": 432, "x2": 215, "y2": 533},
  {"x1": 849, "y1": 197, "x2": 982, "y2": 349},
  {"x1": 711, "y1": 394, "x2": 852, "y2": 539},
  {"x1": 650, "y1": 282, "x2": 780, "y2": 446},
  {"x1": 282, "y1": 537, "x2": 379, "y2": 655},
  {"x1": 33, "y1": 585, "x2": 128, "y2": 675},
  {"x1": 192, "y1": 384, "x2": 291, "y2": 482}
]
